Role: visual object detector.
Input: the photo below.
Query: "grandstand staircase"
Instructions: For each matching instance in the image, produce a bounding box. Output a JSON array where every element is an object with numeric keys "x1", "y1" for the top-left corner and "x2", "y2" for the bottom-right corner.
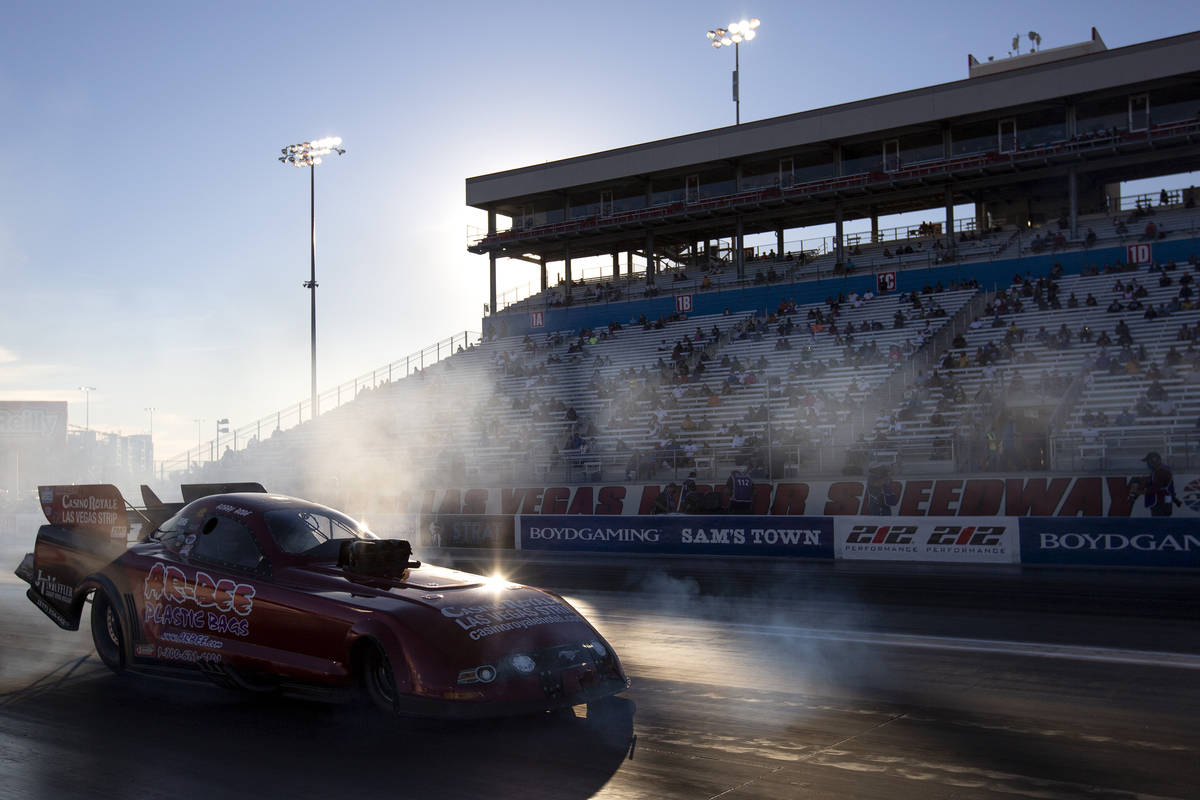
[{"x1": 837, "y1": 290, "x2": 994, "y2": 457}]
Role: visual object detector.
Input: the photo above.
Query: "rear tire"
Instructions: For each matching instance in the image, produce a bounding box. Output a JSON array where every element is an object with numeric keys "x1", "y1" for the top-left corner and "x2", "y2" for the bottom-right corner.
[
  {"x1": 90, "y1": 590, "x2": 126, "y2": 674},
  {"x1": 360, "y1": 640, "x2": 398, "y2": 713}
]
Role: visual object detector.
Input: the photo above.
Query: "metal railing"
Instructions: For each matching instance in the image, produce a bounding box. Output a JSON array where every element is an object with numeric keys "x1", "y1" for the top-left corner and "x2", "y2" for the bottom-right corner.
[{"x1": 159, "y1": 331, "x2": 480, "y2": 477}]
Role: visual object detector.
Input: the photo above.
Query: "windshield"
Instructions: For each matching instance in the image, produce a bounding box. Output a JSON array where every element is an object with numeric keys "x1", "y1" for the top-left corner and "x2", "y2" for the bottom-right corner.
[{"x1": 264, "y1": 508, "x2": 376, "y2": 556}]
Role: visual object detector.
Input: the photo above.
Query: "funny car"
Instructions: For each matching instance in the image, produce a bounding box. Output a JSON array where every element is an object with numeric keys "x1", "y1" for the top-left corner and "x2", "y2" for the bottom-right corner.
[{"x1": 14, "y1": 483, "x2": 628, "y2": 717}]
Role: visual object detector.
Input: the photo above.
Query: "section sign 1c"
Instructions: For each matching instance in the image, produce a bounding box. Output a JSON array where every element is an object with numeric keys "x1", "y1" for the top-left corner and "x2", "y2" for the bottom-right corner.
[
  {"x1": 517, "y1": 515, "x2": 834, "y2": 558},
  {"x1": 1019, "y1": 517, "x2": 1200, "y2": 568},
  {"x1": 835, "y1": 517, "x2": 1020, "y2": 563}
]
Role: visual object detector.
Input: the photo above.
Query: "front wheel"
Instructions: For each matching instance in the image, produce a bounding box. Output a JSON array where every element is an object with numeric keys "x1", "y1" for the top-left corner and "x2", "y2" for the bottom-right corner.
[
  {"x1": 90, "y1": 590, "x2": 126, "y2": 674},
  {"x1": 360, "y1": 641, "x2": 398, "y2": 713}
]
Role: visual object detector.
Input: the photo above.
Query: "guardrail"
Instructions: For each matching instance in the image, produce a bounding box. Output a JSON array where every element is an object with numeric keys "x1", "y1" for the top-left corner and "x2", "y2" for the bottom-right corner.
[{"x1": 159, "y1": 330, "x2": 480, "y2": 477}]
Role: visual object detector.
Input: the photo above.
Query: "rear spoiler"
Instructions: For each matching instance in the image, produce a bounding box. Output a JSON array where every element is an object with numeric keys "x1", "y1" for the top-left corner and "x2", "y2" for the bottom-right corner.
[{"x1": 19, "y1": 482, "x2": 269, "y2": 631}]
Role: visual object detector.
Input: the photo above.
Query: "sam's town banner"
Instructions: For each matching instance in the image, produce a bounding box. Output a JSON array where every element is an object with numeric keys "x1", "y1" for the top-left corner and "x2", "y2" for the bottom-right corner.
[{"x1": 344, "y1": 474, "x2": 1200, "y2": 519}]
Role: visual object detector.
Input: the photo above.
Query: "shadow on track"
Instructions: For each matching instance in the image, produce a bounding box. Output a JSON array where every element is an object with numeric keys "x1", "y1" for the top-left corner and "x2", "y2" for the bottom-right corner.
[{"x1": 0, "y1": 667, "x2": 636, "y2": 799}]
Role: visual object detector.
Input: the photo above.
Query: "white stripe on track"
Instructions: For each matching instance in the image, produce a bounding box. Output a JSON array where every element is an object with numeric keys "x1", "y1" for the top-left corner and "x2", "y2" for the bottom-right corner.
[{"x1": 589, "y1": 612, "x2": 1200, "y2": 670}]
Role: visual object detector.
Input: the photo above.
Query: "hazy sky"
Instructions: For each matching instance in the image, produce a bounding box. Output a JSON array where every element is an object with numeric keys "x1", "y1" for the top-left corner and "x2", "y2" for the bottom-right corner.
[{"x1": 2, "y1": 1, "x2": 1198, "y2": 461}]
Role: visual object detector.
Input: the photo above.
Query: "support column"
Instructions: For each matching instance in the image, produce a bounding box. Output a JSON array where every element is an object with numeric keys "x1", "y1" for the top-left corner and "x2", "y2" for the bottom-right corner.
[
  {"x1": 487, "y1": 210, "x2": 497, "y2": 316},
  {"x1": 735, "y1": 217, "x2": 745, "y2": 279},
  {"x1": 870, "y1": 208, "x2": 879, "y2": 243},
  {"x1": 488, "y1": 253, "x2": 497, "y2": 315},
  {"x1": 627, "y1": 249, "x2": 634, "y2": 277},
  {"x1": 563, "y1": 245, "x2": 572, "y2": 304},
  {"x1": 834, "y1": 204, "x2": 844, "y2": 269},
  {"x1": 540, "y1": 260, "x2": 547, "y2": 293},
  {"x1": 944, "y1": 185, "x2": 955, "y2": 251},
  {"x1": 645, "y1": 232, "x2": 655, "y2": 286},
  {"x1": 775, "y1": 227, "x2": 784, "y2": 259},
  {"x1": 1068, "y1": 168, "x2": 1079, "y2": 239},
  {"x1": 612, "y1": 250, "x2": 620, "y2": 278},
  {"x1": 975, "y1": 198, "x2": 987, "y2": 234}
]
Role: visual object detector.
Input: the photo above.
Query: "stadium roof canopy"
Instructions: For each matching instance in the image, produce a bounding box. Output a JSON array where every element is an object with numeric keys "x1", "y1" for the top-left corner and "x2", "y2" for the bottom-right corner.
[{"x1": 466, "y1": 29, "x2": 1200, "y2": 311}]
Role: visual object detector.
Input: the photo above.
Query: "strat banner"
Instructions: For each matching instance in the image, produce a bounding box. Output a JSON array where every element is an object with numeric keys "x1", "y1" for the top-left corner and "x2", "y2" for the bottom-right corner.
[
  {"x1": 384, "y1": 474, "x2": 1200, "y2": 518},
  {"x1": 420, "y1": 514, "x2": 515, "y2": 549},
  {"x1": 1019, "y1": 518, "x2": 1200, "y2": 568},
  {"x1": 835, "y1": 516, "x2": 1020, "y2": 563},
  {"x1": 517, "y1": 514, "x2": 834, "y2": 558}
]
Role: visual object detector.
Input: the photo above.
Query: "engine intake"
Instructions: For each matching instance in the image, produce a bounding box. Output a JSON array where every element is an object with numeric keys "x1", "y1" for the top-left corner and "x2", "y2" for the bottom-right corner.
[{"x1": 338, "y1": 539, "x2": 421, "y2": 578}]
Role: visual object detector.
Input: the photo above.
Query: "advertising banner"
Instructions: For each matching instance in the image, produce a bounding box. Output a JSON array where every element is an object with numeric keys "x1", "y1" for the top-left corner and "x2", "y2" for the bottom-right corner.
[
  {"x1": 517, "y1": 514, "x2": 834, "y2": 558},
  {"x1": 1019, "y1": 518, "x2": 1200, "y2": 568},
  {"x1": 401, "y1": 474, "x2": 1200, "y2": 518},
  {"x1": 835, "y1": 516, "x2": 1019, "y2": 563},
  {"x1": 0, "y1": 402, "x2": 68, "y2": 446},
  {"x1": 419, "y1": 514, "x2": 515, "y2": 549}
]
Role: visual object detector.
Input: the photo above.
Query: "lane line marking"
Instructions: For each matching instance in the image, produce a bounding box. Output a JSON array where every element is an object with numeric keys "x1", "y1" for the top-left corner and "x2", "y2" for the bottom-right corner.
[{"x1": 589, "y1": 612, "x2": 1200, "y2": 670}]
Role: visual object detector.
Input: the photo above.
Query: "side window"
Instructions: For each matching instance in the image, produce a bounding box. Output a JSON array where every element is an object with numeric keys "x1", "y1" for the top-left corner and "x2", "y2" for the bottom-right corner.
[{"x1": 191, "y1": 515, "x2": 263, "y2": 570}]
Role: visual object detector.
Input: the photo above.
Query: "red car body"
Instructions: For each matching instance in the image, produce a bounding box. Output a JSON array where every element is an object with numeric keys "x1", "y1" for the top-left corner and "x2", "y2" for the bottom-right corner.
[{"x1": 15, "y1": 484, "x2": 628, "y2": 717}]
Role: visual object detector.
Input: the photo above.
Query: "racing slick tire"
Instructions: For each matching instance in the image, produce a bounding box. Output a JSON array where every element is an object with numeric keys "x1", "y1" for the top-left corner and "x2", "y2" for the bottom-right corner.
[
  {"x1": 90, "y1": 589, "x2": 126, "y2": 674},
  {"x1": 360, "y1": 640, "x2": 399, "y2": 713}
]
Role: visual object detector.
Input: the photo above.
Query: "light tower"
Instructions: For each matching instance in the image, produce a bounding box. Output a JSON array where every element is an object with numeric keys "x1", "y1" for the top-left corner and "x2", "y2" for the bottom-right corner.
[
  {"x1": 707, "y1": 18, "x2": 760, "y2": 125},
  {"x1": 279, "y1": 136, "x2": 346, "y2": 420}
]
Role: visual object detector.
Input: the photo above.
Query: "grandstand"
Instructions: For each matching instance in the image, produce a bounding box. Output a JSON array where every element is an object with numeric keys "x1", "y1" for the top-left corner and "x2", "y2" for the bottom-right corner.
[{"x1": 164, "y1": 29, "x2": 1200, "y2": 511}]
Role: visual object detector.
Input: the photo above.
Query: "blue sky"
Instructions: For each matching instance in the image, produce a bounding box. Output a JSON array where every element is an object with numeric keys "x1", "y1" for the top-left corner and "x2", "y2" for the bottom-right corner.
[{"x1": 2, "y1": 1, "x2": 1198, "y2": 461}]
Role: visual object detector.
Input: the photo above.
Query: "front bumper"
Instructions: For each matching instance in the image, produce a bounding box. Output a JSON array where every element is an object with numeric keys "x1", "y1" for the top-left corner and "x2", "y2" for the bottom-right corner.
[{"x1": 390, "y1": 674, "x2": 630, "y2": 720}]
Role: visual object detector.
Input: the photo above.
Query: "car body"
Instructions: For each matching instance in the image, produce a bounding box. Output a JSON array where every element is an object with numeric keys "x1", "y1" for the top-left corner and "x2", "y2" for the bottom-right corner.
[{"x1": 14, "y1": 483, "x2": 628, "y2": 718}]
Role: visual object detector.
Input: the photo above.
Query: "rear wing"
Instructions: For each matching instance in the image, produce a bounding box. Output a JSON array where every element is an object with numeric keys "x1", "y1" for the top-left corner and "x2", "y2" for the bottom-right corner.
[{"x1": 16, "y1": 482, "x2": 268, "y2": 630}]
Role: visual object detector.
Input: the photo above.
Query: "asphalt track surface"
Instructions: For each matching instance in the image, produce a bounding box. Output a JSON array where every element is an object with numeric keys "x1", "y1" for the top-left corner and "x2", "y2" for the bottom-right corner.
[{"x1": 1, "y1": 541, "x2": 1199, "y2": 799}]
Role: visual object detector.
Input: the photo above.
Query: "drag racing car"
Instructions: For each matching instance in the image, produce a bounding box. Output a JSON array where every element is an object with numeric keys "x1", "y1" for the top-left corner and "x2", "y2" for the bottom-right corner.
[{"x1": 14, "y1": 483, "x2": 628, "y2": 718}]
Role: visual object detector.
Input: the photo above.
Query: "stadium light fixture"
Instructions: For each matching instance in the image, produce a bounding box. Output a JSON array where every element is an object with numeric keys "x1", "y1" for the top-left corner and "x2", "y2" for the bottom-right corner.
[
  {"x1": 78, "y1": 386, "x2": 96, "y2": 431},
  {"x1": 278, "y1": 136, "x2": 346, "y2": 420},
  {"x1": 706, "y1": 18, "x2": 759, "y2": 125}
]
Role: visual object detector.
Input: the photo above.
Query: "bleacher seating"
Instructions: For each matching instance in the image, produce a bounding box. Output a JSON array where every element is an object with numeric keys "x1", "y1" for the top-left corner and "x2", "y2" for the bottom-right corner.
[{"x1": 179, "y1": 191, "x2": 1200, "y2": 490}]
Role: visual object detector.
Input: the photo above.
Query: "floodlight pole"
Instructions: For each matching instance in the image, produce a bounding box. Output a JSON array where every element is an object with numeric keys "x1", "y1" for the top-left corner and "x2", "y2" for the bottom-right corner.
[
  {"x1": 734, "y1": 42, "x2": 740, "y2": 125},
  {"x1": 707, "y1": 18, "x2": 758, "y2": 126},
  {"x1": 309, "y1": 163, "x2": 317, "y2": 420},
  {"x1": 280, "y1": 137, "x2": 344, "y2": 423},
  {"x1": 79, "y1": 386, "x2": 96, "y2": 431}
]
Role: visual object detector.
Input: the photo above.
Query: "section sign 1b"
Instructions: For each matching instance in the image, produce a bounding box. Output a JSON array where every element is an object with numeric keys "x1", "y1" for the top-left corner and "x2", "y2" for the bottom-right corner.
[
  {"x1": 835, "y1": 516, "x2": 1019, "y2": 563},
  {"x1": 518, "y1": 515, "x2": 834, "y2": 558},
  {"x1": 1019, "y1": 517, "x2": 1200, "y2": 568}
]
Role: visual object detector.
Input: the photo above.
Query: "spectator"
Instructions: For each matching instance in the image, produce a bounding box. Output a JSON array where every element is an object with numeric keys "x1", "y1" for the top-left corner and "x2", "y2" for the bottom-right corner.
[
  {"x1": 1132, "y1": 451, "x2": 1177, "y2": 517},
  {"x1": 726, "y1": 470, "x2": 754, "y2": 513}
]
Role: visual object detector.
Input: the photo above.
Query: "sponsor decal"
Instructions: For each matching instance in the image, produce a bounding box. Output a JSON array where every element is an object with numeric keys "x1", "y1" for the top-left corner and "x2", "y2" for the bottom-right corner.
[
  {"x1": 835, "y1": 517, "x2": 1019, "y2": 563},
  {"x1": 519, "y1": 515, "x2": 834, "y2": 558},
  {"x1": 215, "y1": 504, "x2": 253, "y2": 518},
  {"x1": 135, "y1": 643, "x2": 156, "y2": 657},
  {"x1": 142, "y1": 563, "x2": 255, "y2": 638},
  {"x1": 27, "y1": 588, "x2": 72, "y2": 629},
  {"x1": 160, "y1": 630, "x2": 224, "y2": 650},
  {"x1": 42, "y1": 485, "x2": 126, "y2": 528},
  {"x1": 402, "y1": 475, "x2": 1197, "y2": 517},
  {"x1": 35, "y1": 569, "x2": 74, "y2": 604},
  {"x1": 440, "y1": 594, "x2": 581, "y2": 641},
  {"x1": 155, "y1": 646, "x2": 221, "y2": 664},
  {"x1": 1020, "y1": 518, "x2": 1200, "y2": 567}
]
